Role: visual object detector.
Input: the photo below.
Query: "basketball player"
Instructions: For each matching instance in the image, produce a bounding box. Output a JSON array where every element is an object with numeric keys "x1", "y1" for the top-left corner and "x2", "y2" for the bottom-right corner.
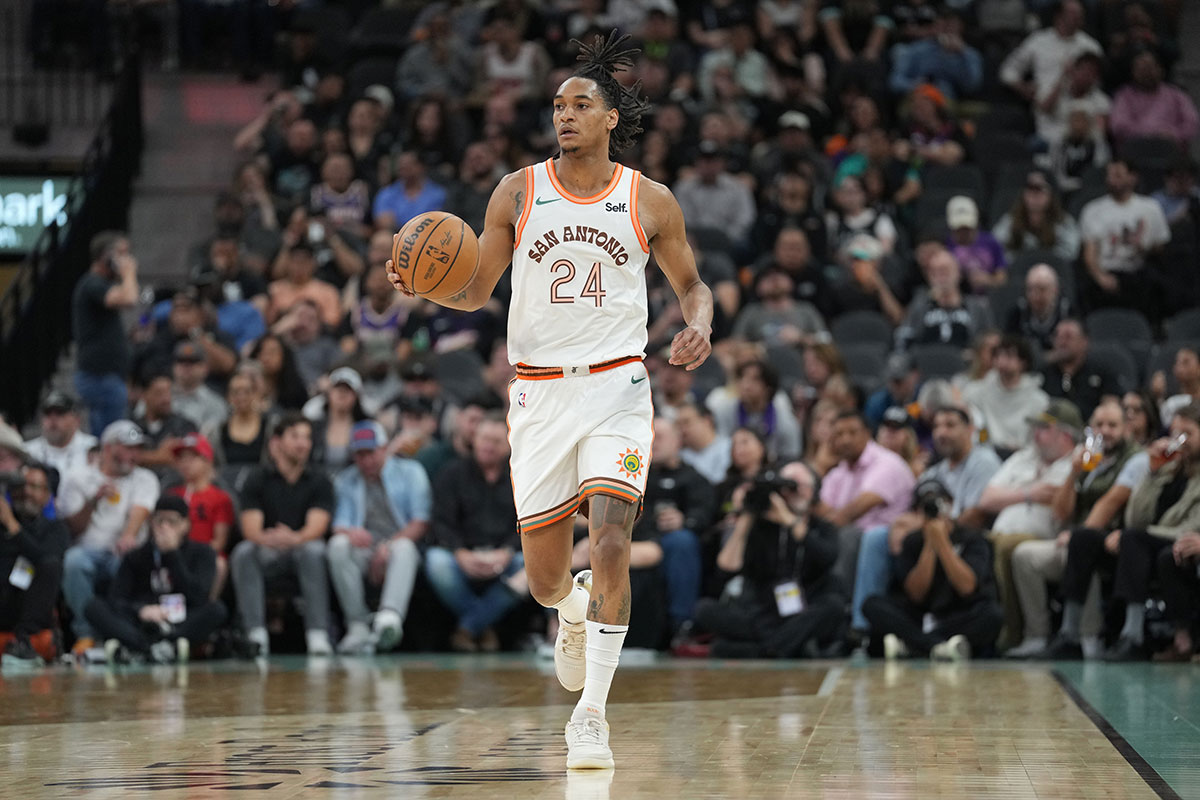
[{"x1": 387, "y1": 33, "x2": 713, "y2": 769}]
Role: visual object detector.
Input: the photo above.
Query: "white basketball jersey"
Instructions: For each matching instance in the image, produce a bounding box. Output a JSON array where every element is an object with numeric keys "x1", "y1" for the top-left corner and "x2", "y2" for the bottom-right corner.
[{"x1": 508, "y1": 158, "x2": 651, "y2": 366}]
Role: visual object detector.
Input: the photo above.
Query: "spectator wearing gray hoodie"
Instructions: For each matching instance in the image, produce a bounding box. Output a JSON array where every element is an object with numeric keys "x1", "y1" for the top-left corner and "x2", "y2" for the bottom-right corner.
[{"x1": 963, "y1": 334, "x2": 1049, "y2": 457}]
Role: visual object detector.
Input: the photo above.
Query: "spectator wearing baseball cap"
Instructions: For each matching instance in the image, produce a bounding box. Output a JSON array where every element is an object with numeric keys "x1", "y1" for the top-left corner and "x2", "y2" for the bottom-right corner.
[
  {"x1": 327, "y1": 420, "x2": 432, "y2": 654},
  {"x1": 24, "y1": 393, "x2": 97, "y2": 489},
  {"x1": 57, "y1": 420, "x2": 161, "y2": 655},
  {"x1": 945, "y1": 196, "x2": 1008, "y2": 293},
  {"x1": 864, "y1": 353, "x2": 921, "y2": 432},
  {"x1": 305, "y1": 367, "x2": 369, "y2": 477},
  {"x1": 875, "y1": 406, "x2": 927, "y2": 477},
  {"x1": 167, "y1": 434, "x2": 234, "y2": 600},
  {"x1": 171, "y1": 341, "x2": 229, "y2": 434}
]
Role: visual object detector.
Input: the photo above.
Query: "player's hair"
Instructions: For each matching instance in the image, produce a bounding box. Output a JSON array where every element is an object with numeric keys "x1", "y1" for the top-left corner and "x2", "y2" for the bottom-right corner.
[{"x1": 571, "y1": 30, "x2": 650, "y2": 158}]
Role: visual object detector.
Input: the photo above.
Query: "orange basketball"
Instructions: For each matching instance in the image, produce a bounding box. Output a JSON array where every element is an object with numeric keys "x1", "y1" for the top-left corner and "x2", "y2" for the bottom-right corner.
[{"x1": 391, "y1": 211, "x2": 480, "y2": 301}]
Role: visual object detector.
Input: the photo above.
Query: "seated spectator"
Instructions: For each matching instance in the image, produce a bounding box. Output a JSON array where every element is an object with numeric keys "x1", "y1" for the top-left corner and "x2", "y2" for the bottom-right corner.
[
  {"x1": 693, "y1": 461, "x2": 844, "y2": 657},
  {"x1": 425, "y1": 415, "x2": 524, "y2": 652},
  {"x1": 267, "y1": 243, "x2": 342, "y2": 330},
  {"x1": 267, "y1": 117, "x2": 320, "y2": 211},
  {"x1": 303, "y1": 367, "x2": 370, "y2": 477},
  {"x1": 816, "y1": 0, "x2": 890, "y2": 90},
  {"x1": 133, "y1": 288, "x2": 238, "y2": 384},
  {"x1": 945, "y1": 197, "x2": 1007, "y2": 292},
  {"x1": 277, "y1": 301, "x2": 342, "y2": 391},
  {"x1": 134, "y1": 373, "x2": 198, "y2": 485},
  {"x1": 751, "y1": 125, "x2": 830, "y2": 247},
  {"x1": 343, "y1": 259, "x2": 412, "y2": 363},
  {"x1": 23, "y1": 392, "x2": 97, "y2": 489},
  {"x1": 167, "y1": 434, "x2": 233, "y2": 600},
  {"x1": 328, "y1": 421, "x2": 431, "y2": 655},
  {"x1": 345, "y1": 97, "x2": 394, "y2": 190},
  {"x1": 897, "y1": 247, "x2": 994, "y2": 351},
  {"x1": 190, "y1": 268, "x2": 266, "y2": 356},
  {"x1": 1034, "y1": 52, "x2": 1109, "y2": 157},
  {"x1": 863, "y1": 478, "x2": 1003, "y2": 660},
  {"x1": 211, "y1": 368, "x2": 270, "y2": 485},
  {"x1": 678, "y1": 402, "x2": 731, "y2": 486},
  {"x1": 851, "y1": 404, "x2": 1002, "y2": 637},
  {"x1": 248, "y1": 335, "x2": 311, "y2": 412},
  {"x1": 802, "y1": 342, "x2": 849, "y2": 402},
  {"x1": 631, "y1": 419, "x2": 714, "y2": 637},
  {"x1": 1079, "y1": 159, "x2": 1171, "y2": 314},
  {"x1": 1019, "y1": 399, "x2": 1149, "y2": 659},
  {"x1": 1154, "y1": 531, "x2": 1200, "y2": 661},
  {"x1": 231, "y1": 413, "x2": 334, "y2": 656},
  {"x1": 888, "y1": 6, "x2": 982, "y2": 101},
  {"x1": 827, "y1": 234, "x2": 906, "y2": 325},
  {"x1": 864, "y1": 352, "x2": 921, "y2": 431},
  {"x1": 1123, "y1": 390, "x2": 1163, "y2": 448},
  {"x1": 416, "y1": 397, "x2": 489, "y2": 482},
  {"x1": 897, "y1": 83, "x2": 967, "y2": 166},
  {"x1": 714, "y1": 427, "x2": 771, "y2": 522},
  {"x1": 674, "y1": 141, "x2": 757, "y2": 247},
  {"x1": 272, "y1": 206, "x2": 366, "y2": 291},
  {"x1": 803, "y1": 400, "x2": 841, "y2": 479},
  {"x1": 472, "y1": 16, "x2": 550, "y2": 105},
  {"x1": 394, "y1": 7, "x2": 474, "y2": 102},
  {"x1": 992, "y1": 169, "x2": 1082, "y2": 264},
  {"x1": 1159, "y1": 345, "x2": 1200, "y2": 425},
  {"x1": 372, "y1": 152, "x2": 447, "y2": 234},
  {"x1": 731, "y1": 267, "x2": 827, "y2": 348},
  {"x1": 998, "y1": 0, "x2": 1100, "y2": 105},
  {"x1": 0, "y1": 463, "x2": 69, "y2": 667},
  {"x1": 653, "y1": 361, "x2": 701, "y2": 423},
  {"x1": 1002, "y1": 264, "x2": 1074, "y2": 356},
  {"x1": 171, "y1": 342, "x2": 227, "y2": 434},
  {"x1": 1109, "y1": 50, "x2": 1199, "y2": 149},
  {"x1": 309, "y1": 153, "x2": 371, "y2": 241},
  {"x1": 1042, "y1": 319, "x2": 1125, "y2": 421},
  {"x1": 86, "y1": 496, "x2": 226, "y2": 663},
  {"x1": 963, "y1": 334, "x2": 1050, "y2": 456},
  {"x1": 59, "y1": 421, "x2": 160, "y2": 656},
  {"x1": 697, "y1": 20, "x2": 775, "y2": 102},
  {"x1": 825, "y1": 173, "x2": 898, "y2": 256},
  {"x1": 445, "y1": 141, "x2": 504, "y2": 235},
  {"x1": 402, "y1": 97, "x2": 468, "y2": 181},
  {"x1": 1152, "y1": 156, "x2": 1200, "y2": 228},
  {"x1": 976, "y1": 400, "x2": 1079, "y2": 650},
  {"x1": 707, "y1": 360, "x2": 802, "y2": 462},
  {"x1": 955, "y1": 330, "x2": 1000, "y2": 390},
  {"x1": 876, "y1": 407, "x2": 927, "y2": 477},
  {"x1": 1101, "y1": 402, "x2": 1200, "y2": 660}
]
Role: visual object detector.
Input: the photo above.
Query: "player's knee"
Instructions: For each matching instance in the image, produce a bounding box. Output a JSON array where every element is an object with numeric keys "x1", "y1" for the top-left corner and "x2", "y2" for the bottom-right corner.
[{"x1": 589, "y1": 531, "x2": 628, "y2": 570}]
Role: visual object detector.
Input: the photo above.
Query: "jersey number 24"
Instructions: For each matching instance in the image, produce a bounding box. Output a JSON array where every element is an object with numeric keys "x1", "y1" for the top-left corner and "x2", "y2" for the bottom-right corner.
[{"x1": 550, "y1": 259, "x2": 606, "y2": 307}]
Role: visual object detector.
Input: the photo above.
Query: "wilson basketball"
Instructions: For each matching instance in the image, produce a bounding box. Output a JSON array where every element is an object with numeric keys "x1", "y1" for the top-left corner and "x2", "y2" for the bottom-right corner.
[{"x1": 391, "y1": 211, "x2": 480, "y2": 301}]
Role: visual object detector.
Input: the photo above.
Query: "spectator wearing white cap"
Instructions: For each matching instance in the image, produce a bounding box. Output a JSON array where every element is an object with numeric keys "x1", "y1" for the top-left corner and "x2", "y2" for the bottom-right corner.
[
  {"x1": 304, "y1": 367, "x2": 371, "y2": 477},
  {"x1": 328, "y1": 420, "x2": 432, "y2": 654},
  {"x1": 945, "y1": 196, "x2": 1007, "y2": 293},
  {"x1": 751, "y1": 112, "x2": 830, "y2": 192},
  {"x1": 58, "y1": 420, "x2": 160, "y2": 656},
  {"x1": 24, "y1": 392, "x2": 97, "y2": 489}
]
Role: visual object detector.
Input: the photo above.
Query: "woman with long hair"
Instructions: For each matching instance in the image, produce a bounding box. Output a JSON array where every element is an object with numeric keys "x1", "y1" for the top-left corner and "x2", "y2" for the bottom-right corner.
[
  {"x1": 803, "y1": 342, "x2": 847, "y2": 398},
  {"x1": 1122, "y1": 390, "x2": 1162, "y2": 446},
  {"x1": 210, "y1": 367, "x2": 271, "y2": 491},
  {"x1": 248, "y1": 334, "x2": 309, "y2": 411},
  {"x1": 802, "y1": 399, "x2": 841, "y2": 478},
  {"x1": 991, "y1": 168, "x2": 1081, "y2": 263},
  {"x1": 303, "y1": 367, "x2": 370, "y2": 475},
  {"x1": 715, "y1": 427, "x2": 772, "y2": 520}
]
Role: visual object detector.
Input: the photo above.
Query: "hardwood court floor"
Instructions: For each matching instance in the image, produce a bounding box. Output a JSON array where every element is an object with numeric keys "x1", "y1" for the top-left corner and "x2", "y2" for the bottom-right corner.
[{"x1": 1, "y1": 655, "x2": 1195, "y2": 799}]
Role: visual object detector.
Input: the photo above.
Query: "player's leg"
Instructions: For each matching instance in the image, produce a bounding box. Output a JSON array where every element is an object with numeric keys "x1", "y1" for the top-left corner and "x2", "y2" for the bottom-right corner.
[{"x1": 523, "y1": 516, "x2": 591, "y2": 690}]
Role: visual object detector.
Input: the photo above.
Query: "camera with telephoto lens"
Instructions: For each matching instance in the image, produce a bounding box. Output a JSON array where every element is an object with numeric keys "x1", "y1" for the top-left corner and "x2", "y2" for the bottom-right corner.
[
  {"x1": 744, "y1": 469, "x2": 798, "y2": 515},
  {"x1": 914, "y1": 478, "x2": 951, "y2": 519}
]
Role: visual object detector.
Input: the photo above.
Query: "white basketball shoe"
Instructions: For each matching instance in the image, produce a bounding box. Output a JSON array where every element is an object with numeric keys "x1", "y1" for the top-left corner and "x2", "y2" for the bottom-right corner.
[
  {"x1": 565, "y1": 716, "x2": 614, "y2": 769},
  {"x1": 554, "y1": 570, "x2": 592, "y2": 692}
]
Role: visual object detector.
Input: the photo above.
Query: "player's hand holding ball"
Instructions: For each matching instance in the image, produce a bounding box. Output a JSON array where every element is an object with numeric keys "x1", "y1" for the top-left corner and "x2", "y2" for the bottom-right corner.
[{"x1": 386, "y1": 211, "x2": 480, "y2": 305}]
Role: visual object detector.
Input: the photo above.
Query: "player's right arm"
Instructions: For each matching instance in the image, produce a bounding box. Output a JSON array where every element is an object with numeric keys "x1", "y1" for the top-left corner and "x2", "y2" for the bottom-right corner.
[{"x1": 387, "y1": 170, "x2": 524, "y2": 312}]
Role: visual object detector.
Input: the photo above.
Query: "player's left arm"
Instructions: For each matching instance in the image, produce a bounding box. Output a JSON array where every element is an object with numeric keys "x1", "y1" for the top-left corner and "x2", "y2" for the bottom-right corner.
[{"x1": 639, "y1": 179, "x2": 713, "y2": 371}]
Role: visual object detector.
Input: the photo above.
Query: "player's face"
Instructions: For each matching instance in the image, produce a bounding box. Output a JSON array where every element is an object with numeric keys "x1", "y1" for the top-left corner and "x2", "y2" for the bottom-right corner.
[{"x1": 553, "y1": 77, "x2": 618, "y2": 155}]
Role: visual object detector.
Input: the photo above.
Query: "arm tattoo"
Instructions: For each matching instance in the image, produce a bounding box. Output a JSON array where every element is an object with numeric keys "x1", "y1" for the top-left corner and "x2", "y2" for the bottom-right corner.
[
  {"x1": 589, "y1": 496, "x2": 636, "y2": 533},
  {"x1": 514, "y1": 190, "x2": 524, "y2": 219}
]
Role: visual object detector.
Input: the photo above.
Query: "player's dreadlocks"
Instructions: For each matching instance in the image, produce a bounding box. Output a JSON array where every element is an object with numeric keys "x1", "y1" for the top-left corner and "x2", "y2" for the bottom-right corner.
[{"x1": 571, "y1": 30, "x2": 651, "y2": 158}]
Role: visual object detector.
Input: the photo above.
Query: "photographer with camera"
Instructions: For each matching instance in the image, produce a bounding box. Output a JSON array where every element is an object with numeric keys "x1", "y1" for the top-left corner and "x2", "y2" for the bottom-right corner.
[
  {"x1": 689, "y1": 462, "x2": 845, "y2": 658},
  {"x1": 862, "y1": 479, "x2": 1003, "y2": 661},
  {"x1": 0, "y1": 463, "x2": 69, "y2": 668}
]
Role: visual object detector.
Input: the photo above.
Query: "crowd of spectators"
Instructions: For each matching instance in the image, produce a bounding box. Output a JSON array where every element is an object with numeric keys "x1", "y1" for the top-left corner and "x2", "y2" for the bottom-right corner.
[{"x1": 4, "y1": 0, "x2": 1200, "y2": 668}]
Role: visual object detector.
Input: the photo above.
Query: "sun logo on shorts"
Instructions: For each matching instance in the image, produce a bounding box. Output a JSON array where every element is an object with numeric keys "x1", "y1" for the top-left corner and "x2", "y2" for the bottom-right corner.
[{"x1": 616, "y1": 448, "x2": 644, "y2": 479}]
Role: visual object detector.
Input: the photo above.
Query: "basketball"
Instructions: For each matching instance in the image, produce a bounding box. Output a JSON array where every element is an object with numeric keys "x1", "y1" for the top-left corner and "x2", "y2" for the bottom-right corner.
[{"x1": 390, "y1": 211, "x2": 480, "y2": 301}]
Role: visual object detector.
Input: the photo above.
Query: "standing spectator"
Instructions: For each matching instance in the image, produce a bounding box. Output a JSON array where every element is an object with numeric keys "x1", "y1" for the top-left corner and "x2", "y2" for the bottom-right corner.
[
  {"x1": 992, "y1": 169, "x2": 1082, "y2": 264},
  {"x1": 707, "y1": 360, "x2": 802, "y2": 462},
  {"x1": 0, "y1": 463, "x2": 69, "y2": 667},
  {"x1": 888, "y1": 7, "x2": 982, "y2": 101},
  {"x1": 1079, "y1": 159, "x2": 1171, "y2": 312},
  {"x1": 85, "y1": 495, "x2": 226, "y2": 664},
  {"x1": 371, "y1": 152, "x2": 447, "y2": 234},
  {"x1": 999, "y1": 0, "x2": 1100, "y2": 103},
  {"x1": 731, "y1": 268, "x2": 827, "y2": 348},
  {"x1": 1108, "y1": 50, "x2": 1200, "y2": 149},
  {"x1": 59, "y1": 421, "x2": 160, "y2": 655},
  {"x1": 695, "y1": 461, "x2": 844, "y2": 658},
  {"x1": 963, "y1": 334, "x2": 1050, "y2": 456},
  {"x1": 133, "y1": 373, "x2": 198, "y2": 485},
  {"x1": 424, "y1": 415, "x2": 524, "y2": 653},
  {"x1": 24, "y1": 392, "x2": 97, "y2": 488},
  {"x1": 945, "y1": 197, "x2": 1007, "y2": 292},
  {"x1": 1002, "y1": 264, "x2": 1075, "y2": 356},
  {"x1": 1042, "y1": 319, "x2": 1125, "y2": 421},
  {"x1": 328, "y1": 421, "x2": 431, "y2": 655},
  {"x1": 678, "y1": 402, "x2": 731, "y2": 486},
  {"x1": 171, "y1": 342, "x2": 228, "y2": 434},
  {"x1": 976, "y1": 400, "x2": 1079, "y2": 650},
  {"x1": 863, "y1": 478, "x2": 1003, "y2": 660},
  {"x1": 673, "y1": 141, "x2": 757, "y2": 246},
  {"x1": 230, "y1": 413, "x2": 335, "y2": 657},
  {"x1": 72, "y1": 231, "x2": 138, "y2": 435},
  {"x1": 897, "y1": 247, "x2": 994, "y2": 350},
  {"x1": 167, "y1": 434, "x2": 233, "y2": 600}
]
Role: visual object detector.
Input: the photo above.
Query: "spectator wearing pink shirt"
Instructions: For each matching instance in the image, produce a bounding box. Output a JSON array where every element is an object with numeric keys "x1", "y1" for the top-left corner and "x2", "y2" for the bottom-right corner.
[
  {"x1": 817, "y1": 411, "x2": 917, "y2": 584},
  {"x1": 1109, "y1": 50, "x2": 1200, "y2": 148}
]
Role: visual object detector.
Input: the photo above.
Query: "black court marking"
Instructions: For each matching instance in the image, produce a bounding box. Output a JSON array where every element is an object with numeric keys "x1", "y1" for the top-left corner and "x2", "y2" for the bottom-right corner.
[{"x1": 1052, "y1": 670, "x2": 1182, "y2": 800}]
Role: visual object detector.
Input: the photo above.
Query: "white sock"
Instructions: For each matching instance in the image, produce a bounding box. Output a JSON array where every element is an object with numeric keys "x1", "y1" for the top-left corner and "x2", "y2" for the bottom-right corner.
[
  {"x1": 573, "y1": 621, "x2": 627, "y2": 721},
  {"x1": 551, "y1": 584, "x2": 590, "y2": 627}
]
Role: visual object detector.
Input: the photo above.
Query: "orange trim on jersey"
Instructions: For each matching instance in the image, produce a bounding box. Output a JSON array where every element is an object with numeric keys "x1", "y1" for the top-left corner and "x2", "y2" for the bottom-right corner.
[
  {"x1": 545, "y1": 159, "x2": 624, "y2": 204},
  {"x1": 514, "y1": 356, "x2": 641, "y2": 381},
  {"x1": 513, "y1": 166, "x2": 535, "y2": 250},
  {"x1": 630, "y1": 170, "x2": 649, "y2": 254}
]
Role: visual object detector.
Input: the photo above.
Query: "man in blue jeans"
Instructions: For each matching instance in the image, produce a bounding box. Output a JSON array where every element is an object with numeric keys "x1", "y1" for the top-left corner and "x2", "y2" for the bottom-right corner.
[
  {"x1": 72, "y1": 231, "x2": 140, "y2": 435},
  {"x1": 851, "y1": 404, "x2": 1001, "y2": 639},
  {"x1": 425, "y1": 414, "x2": 525, "y2": 652}
]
